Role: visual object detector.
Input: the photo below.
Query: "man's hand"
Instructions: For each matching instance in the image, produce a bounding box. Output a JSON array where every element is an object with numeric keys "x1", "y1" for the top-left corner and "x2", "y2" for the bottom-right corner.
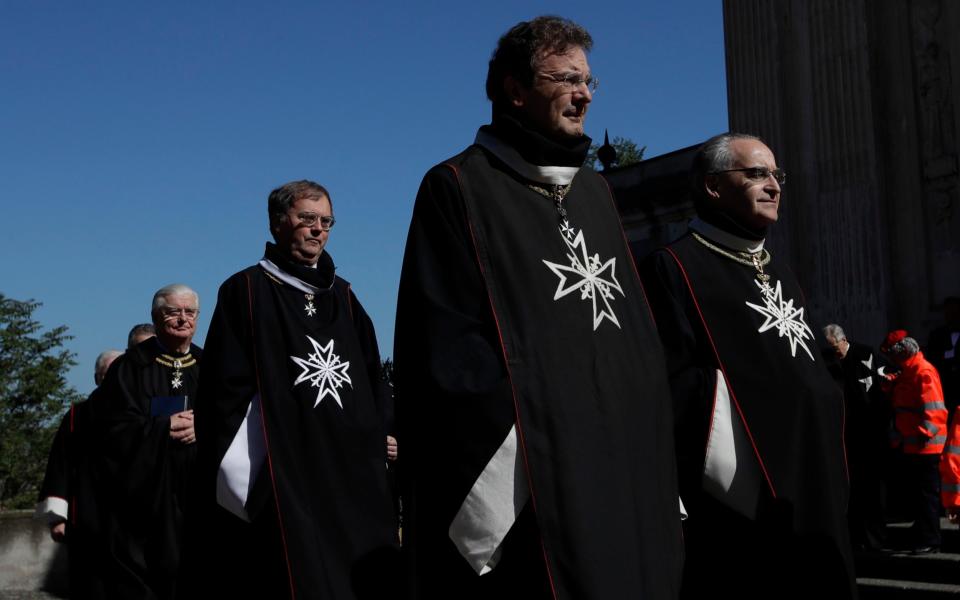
[
  {"x1": 50, "y1": 521, "x2": 66, "y2": 543},
  {"x1": 170, "y1": 409, "x2": 196, "y2": 444},
  {"x1": 386, "y1": 435, "x2": 398, "y2": 461}
]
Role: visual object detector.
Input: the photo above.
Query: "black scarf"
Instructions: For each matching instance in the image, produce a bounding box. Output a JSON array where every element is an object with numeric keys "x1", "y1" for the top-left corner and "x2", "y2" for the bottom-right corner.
[
  {"x1": 696, "y1": 205, "x2": 768, "y2": 241},
  {"x1": 483, "y1": 112, "x2": 591, "y2": 168}
]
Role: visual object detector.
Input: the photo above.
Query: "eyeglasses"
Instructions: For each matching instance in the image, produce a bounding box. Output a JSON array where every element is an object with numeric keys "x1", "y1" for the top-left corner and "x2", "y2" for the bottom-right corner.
[
  {"x1": 296, "y1": 212, "x2": 336, "y2": 231},
  {"x1": 537, "y1": 71, "x2": 599, "y2": 93},
  {"x1": 161, "y1": 307, "x2": 198, "y2": 321},
  {"x1": 710, "y1": 167, "x2": 786, "y2": 185}
]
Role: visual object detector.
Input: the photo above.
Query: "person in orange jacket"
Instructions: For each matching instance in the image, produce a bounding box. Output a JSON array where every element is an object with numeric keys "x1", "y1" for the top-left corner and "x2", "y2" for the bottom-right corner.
[
  {"x1": 942, "y1": 410, "x2": 960, "y2": 523},
  {"x1": 882, "y1": 329, "x2": 947, "y2": 553}
]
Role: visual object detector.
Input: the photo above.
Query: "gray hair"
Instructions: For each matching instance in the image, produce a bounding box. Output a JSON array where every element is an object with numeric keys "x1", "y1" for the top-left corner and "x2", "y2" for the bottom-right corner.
[
  {"x1": 151, "y1": 284, "x2": 199, "y2": 315},
  {"x1": 691, "y1": 132, "x2": 764, "y2": 198},
  {"x1": 887, "y1": 336, "x2": 920, "y2": 360},
  {"x1": 127, "y1": 323, "x2": 156, "y2": 349},
  {"x1": 823, "y1": 324, "x2": 846, "y2": 342},
  {"x1": 94, "y1": 349, "x2": 123, "y2": 386}
]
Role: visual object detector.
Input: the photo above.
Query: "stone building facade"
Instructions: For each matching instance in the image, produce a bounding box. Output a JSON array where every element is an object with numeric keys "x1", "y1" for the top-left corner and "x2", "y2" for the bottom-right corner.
[{"x1": 610, "y1": 0, "x2": 960, "y2": 345}]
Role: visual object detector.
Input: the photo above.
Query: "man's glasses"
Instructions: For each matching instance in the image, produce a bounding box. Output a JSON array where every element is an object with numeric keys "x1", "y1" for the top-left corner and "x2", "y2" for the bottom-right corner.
[
  {"x1": 296, "y1": 213, "x2": 336, "y2": 231},
  {"x1": 538, "y1": 71, "x2": 599, "y2": 93},
  {"x1": 161, "y1": 307, "x2": 198, "y2": 321},
  {"x1": 710, "y1": 167, "x2": 786, "y2": 185}
]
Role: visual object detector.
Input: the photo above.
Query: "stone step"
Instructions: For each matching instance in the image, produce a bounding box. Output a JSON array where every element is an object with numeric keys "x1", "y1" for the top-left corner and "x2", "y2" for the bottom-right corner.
[
  {"x1": 856, "y1": 550, "x2": 960, "y2": 585},
  {"x1": 884, "y1": 519, "x2": 960, "y2": 552},
  {"x1": 858, "y1": 578, "x2": 960, "y2": 599}
]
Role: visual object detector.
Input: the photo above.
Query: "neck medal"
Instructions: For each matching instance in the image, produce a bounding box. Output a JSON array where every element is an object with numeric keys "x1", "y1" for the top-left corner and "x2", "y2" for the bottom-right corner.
[
  {"x1": 530, "y1": 182, "x2": 625, "y2": 331},
  {"x1": 155, "y1": 352, "x2": 196, "y2": 389},
  {"x1": 304, "y1": 293, "x2": 317, "y2": 317},
  {"x1": 692, "y1": 231, "x2": 815, "y2": 360}
]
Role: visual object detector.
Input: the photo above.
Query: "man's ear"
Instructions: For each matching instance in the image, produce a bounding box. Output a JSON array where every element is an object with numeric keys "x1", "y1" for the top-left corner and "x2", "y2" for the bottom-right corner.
[
  {"x1": 504, "y1": 75, "x2": 526, "y2": 108},
  {"x1": 704, "y1": 174, "x2": 721, "y2": 200}
]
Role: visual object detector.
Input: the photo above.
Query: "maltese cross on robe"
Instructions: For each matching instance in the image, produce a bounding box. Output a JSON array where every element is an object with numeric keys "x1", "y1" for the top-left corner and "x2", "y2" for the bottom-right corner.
[
  {"x1": 290, "y1": 335, "x2": 352, "y2": 408},
  {"x1": 745, "y1": 279, "x2": 816, "y2": 361},
  {"x1": 542, "y1": 223, "x2": 625, "y2": 331}
]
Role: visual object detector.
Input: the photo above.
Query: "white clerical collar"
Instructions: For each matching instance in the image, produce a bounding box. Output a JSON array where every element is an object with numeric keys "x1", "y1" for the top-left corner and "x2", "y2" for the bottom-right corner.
[
  {"x1": 475, "y1": 129, "x2": 580, "y2": 185},
  {"x1": 258, "y1": 257, "x2": 329, "y2": 295},
  {"x1": 689, "y1": 217, "x2": 765, "y2": 254}
]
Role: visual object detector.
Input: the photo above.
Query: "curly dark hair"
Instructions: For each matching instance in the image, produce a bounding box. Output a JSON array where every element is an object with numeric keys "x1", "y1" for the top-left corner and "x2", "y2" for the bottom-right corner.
[{"x1": 485, "y1": 15, "x2": 593, "y2": 109}]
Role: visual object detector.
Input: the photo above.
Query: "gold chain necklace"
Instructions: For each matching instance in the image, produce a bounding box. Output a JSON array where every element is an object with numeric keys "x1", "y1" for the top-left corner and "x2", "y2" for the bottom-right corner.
[
  {"x1": 155, "y1": 353, "x2": 196, "y2": 390},
  {"x1": 691, "y1": 231, "x2": 771, "y2": 283},
  {"x1": 527, "y1": 183, "x2": 572, "y2": 223}
]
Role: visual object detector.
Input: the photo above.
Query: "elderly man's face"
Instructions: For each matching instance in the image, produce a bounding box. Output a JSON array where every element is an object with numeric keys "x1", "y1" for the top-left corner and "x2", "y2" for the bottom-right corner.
[
  {"x1": 707, "y1": 139, "x2": 781, "y2": 230},
  {"x1": 273, "y1": 195, "x2": 332, "y2": 266},
  {"x1": 154, "y1": 293, "x2": 198, "y2": 351},
  {"x1": 510, "y1": 47, "x2": 592, "y2": 141},
  {"x1": 826, "y1": 335, "x2": 849, "y2": 359}
]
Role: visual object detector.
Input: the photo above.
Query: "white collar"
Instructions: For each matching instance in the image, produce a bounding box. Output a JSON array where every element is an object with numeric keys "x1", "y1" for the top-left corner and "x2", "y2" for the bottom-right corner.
[
  {"x1": 258, "y1": 257, "x2": 328, "y2": 295},
  {"x1": 689, "y1": 217, "x2": 765, "y2": 254},
  {"x1": 474, "y1": 129, "x2": 581, "y2": 185}
]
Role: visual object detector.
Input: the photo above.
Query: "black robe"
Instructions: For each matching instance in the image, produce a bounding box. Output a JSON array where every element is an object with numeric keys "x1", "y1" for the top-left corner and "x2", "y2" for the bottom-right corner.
[
  {"x1": 94, "y1": 337, "x2": 200, "y2": 600},
  {"x1": 640, "y1": 231, "x2": 855, "y2": 599},
  {"x1": 396, "y1": 127, "x2": 683, "y2": 600},
  {"x1": 186, "y1": 245, "x2": 398, "y2": 600},
  {"x1": 824, "y1": 341, "x2": 889, "y2": 549},
  {"x1": 38, "y1": 398, "x2": 107, "y2": 598}
]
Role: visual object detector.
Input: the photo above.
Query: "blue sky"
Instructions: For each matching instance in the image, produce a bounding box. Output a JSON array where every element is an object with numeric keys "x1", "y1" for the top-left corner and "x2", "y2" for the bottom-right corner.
[{"x1": 1, "y1": 1, "x2": 727, "y2": 395}]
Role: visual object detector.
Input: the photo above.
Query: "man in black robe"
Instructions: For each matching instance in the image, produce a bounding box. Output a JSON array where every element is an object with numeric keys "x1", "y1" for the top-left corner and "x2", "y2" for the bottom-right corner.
[
  {"x1": 95, "y1": 284, "x2": 201, "y2": 599},
  {"x1": 639, "y1": 133, "x2": 855, "y2": 599},
  {"x1": 823, "y1": 323, "x2": 889, "y2": 551},
  {"x1": 395, "y1": 16, "x2": 683, "y2": 600},
  {"x1": 188, "y1": 180, "x2": 397, "y2": 600},
  {"x1": 36, "y1": 349, "x2": 120, "y2": 598}
]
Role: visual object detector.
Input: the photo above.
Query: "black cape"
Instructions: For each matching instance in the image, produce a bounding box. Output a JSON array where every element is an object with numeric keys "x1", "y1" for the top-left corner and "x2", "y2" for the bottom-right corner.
[
  {"x1": 641, "y1": 231, "x2": 855, "y2": 598},
  {"x1": 94, "y1": 338, "x2": 200, "y2": 600},
  {"x1": 396, "y1": 137, "x2": 683, "y2": 599},
  {"x1": 187, "y1": 245, "x2": 398, "y2": 600},
  {"x1": 38, "y1": 399, "x2": 108, "y2": 598}
]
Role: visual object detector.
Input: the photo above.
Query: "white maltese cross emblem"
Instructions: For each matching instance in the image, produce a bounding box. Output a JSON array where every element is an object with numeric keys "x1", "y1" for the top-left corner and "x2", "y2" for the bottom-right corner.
[{"x1": 290, "y1": 335, "x2": 352, "y2": 408}]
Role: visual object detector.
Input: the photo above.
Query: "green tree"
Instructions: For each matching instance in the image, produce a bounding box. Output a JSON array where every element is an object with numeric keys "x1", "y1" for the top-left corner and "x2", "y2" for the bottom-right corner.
[
  {"x1": 381, "y1": 358, "x2": 394, "y2": 387},
  {"x1": 586, "y1": 136, "x2": 646, "y2": 170},
  {"x1": 0, "y1": 294, "x2": 82, "y2": 509}
]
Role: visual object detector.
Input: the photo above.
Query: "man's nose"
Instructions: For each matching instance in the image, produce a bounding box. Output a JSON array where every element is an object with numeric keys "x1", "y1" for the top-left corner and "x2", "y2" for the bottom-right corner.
[
  {"x1": 765, "y1": 176, "x2": 780, "y2": 194},
  {"x1": 574, "y1": 83, "x2": 592, "y2": 103}
]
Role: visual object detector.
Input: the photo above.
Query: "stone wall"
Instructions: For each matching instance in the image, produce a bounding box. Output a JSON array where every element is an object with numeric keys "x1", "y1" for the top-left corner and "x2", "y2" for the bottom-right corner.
[
  {"x1": 0, "y1": 512, "x2": 66, "y2": 597},
  {"x1": 723, "y1": 0, "x2": 960, "y2": 344}
]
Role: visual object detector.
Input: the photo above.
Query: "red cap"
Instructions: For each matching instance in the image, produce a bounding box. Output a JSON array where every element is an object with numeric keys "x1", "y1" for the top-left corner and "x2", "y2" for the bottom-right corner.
[{"x1": 881, "y1": 329, "x2": 908, "y2": 352}]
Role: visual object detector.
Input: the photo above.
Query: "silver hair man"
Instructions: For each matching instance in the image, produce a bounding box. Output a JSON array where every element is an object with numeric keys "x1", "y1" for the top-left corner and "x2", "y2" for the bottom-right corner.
[
  {"x1": 691, "y1": 132, "x2": 765, "y2": 197},
  {"x1": 94, "y1": 349, "x2": 123, "y2": 386},
  {"x1": 151, "y1": 284, "x2": 199, "y2": 315}
]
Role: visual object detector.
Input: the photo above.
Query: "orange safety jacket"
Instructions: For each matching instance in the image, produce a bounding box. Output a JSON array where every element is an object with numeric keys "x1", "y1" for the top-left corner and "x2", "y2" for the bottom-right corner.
[
  {"x1": 890, "y1": 351, "x2": 947, "y2": 455},
  {"x1": 941, "y1": 407, "x2": 960, "y2": 507}
]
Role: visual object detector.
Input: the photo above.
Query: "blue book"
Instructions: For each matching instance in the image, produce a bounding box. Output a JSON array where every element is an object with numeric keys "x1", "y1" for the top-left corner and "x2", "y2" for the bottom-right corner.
[{"x1": 150, "y1": 395, "x2": 188, "y2": 417}]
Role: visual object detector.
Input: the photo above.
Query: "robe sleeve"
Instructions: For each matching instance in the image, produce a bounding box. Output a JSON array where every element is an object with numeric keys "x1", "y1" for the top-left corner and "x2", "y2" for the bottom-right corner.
[
  {"x1": 638, "y1": 249, "x2": 719, "y2": 495},
  {"x1": 36, "y1": 411, "x2": 72, "y2": 524},
  {"x1": 394, "y1": 164, "x2": 516, "y2": 527},
  {"x1": 194, "y1": 273, "x2": 264, "y2": 518},
  {"x1": 347, "y1": 288, "x2": 393, "y2": 434},
  {"x1": 96, "y1": 355, "x2": 174, "y2": 504}
]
